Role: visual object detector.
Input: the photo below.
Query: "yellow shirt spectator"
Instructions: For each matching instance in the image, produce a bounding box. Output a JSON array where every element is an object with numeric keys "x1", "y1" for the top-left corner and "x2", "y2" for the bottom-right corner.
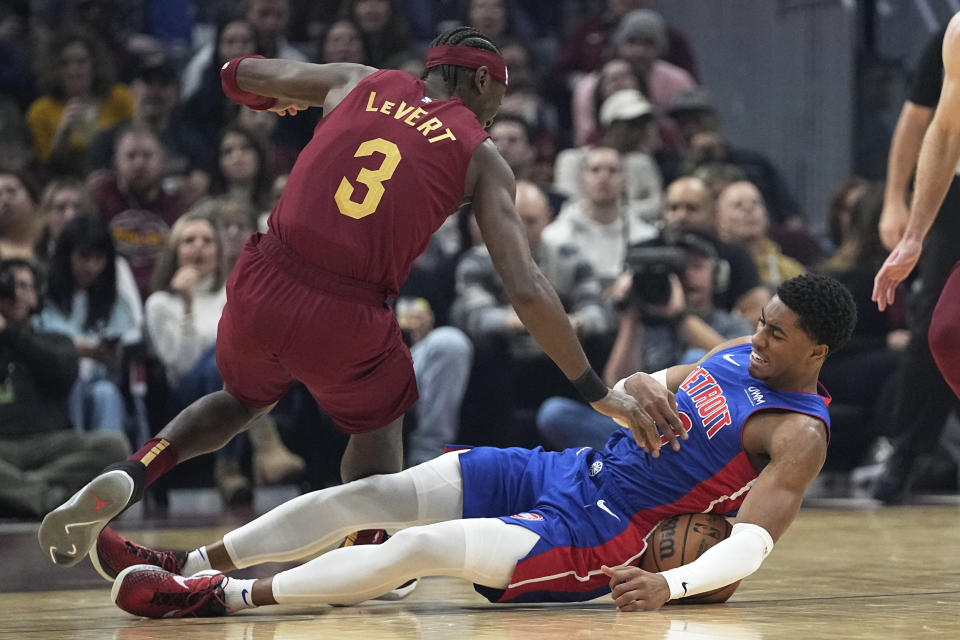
[{"x1": 27, "y1": 84, "x2": 135, "y2": 165}]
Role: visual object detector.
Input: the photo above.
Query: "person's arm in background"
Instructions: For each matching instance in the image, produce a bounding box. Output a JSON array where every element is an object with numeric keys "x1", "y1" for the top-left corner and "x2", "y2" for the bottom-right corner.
[
  {"x1": 468, "y1": 141, "x2": 681, "y2": 453},
  {"x1": 875, "y1": 16, "x2": 960, "y2": 310}
]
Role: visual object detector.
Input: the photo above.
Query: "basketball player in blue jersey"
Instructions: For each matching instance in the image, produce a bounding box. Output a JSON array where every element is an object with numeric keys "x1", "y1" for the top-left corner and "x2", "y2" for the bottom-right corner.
[{"x1": 102, "y1": 273, "x2": 855, "y2": 617}]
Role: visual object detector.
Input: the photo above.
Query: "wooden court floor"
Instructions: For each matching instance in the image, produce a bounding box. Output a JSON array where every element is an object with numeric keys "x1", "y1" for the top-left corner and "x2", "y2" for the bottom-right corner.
[{"x1": 1, "y1": 504, "x2": 958, "y2": 639}]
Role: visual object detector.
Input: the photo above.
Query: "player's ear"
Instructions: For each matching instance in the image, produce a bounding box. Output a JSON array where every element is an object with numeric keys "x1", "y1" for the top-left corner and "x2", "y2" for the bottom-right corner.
[{"x1": 810, "y1": 343, "x2": 828, "y2": 362}]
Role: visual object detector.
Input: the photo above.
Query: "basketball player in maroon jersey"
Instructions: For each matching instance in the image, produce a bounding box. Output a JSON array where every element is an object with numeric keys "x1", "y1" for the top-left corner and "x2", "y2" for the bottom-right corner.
[
  {"x1": 39, "y1": 27, "x2": 684, "y2": 580},
  {"x1": 874, "y1": 12, "x2": 960, "y2": 401}
]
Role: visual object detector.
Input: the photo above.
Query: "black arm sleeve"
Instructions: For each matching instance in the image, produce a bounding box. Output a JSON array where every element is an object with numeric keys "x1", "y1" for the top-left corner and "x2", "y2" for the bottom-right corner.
[
  {"x1": 1, "y1": 326, "x2": 79, "y2": 395},
  {"x1": 908, "y1": 27, "x2": 947, "y2": 108}
]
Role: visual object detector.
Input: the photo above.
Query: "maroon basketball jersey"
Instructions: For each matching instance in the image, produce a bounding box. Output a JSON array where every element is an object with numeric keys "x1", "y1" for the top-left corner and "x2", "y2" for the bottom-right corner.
[{"x1": 269, "y1": 69, "x2": 490, "y2": 295}]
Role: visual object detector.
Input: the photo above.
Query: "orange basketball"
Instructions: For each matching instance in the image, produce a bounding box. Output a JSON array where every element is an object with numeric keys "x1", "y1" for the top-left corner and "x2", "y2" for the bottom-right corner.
[{"x1": 639, "y1": 513, "x2": 740, "y2": 604}]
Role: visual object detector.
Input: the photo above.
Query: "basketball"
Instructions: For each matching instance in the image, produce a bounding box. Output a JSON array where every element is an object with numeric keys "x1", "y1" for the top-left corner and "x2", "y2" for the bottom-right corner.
[{"x1": 639, "y1": 513, "x2": 740, "y2": 604}]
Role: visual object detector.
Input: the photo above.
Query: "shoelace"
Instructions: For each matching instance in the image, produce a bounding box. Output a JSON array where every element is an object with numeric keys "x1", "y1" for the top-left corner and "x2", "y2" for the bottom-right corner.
[
  {"x1": 153, "y1": 573, "x2": 231, "y2": 618},
  {"x1": 126, "y1": 542, "x2": 183, "y2": 574}
]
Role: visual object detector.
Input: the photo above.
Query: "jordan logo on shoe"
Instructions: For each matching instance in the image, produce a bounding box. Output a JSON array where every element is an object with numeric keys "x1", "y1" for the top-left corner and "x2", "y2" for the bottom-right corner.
[{"x1": 91, "y1": 492, "x2": 113, "y2": 513}]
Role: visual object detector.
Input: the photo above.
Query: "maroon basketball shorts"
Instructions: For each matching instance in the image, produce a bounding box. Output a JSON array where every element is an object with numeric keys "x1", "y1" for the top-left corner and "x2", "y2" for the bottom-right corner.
[{"x1": 216, "y1": 235, "x2": 418, "y2": 434}]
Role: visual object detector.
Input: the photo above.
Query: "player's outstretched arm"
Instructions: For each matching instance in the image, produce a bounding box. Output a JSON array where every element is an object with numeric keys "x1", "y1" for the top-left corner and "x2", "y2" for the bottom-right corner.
[
  {"x1": 874, "y1": 13, "x2": 960, "y2": 310},
  {"x1": 468, "y1": 142, "x2": 673, "y2": 455},
  {"x1": 234, "y1": 58, "x2": 377, "y2": 110}
]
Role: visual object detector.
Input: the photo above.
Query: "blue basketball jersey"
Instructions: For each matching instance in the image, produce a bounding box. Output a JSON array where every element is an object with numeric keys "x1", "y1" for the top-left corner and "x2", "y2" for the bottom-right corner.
[{"x1": 459, "y1": 343, "x2": 831, "y2": 603}]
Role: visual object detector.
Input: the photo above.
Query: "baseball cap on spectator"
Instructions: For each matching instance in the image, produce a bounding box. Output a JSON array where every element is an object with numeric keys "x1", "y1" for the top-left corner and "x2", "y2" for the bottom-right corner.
[
  {"x1": 667, "y1": 87, "x2": 716, "y2": 117},
  {"x1": 133, "y1": 53, "x2": 176, "y2": 84},
  {"x1": 599, "y1": 89, "x2": 654, "y2": 128},
  {"x1": 612, "y1": 9, "x2": 667, "y2": 54}
]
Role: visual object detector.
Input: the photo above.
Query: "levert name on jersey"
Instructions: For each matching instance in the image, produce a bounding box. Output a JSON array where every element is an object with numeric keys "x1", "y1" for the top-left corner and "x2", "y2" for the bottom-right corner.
[{"x1": 363, "y1": 91, "x2": 458, "y2": 144}]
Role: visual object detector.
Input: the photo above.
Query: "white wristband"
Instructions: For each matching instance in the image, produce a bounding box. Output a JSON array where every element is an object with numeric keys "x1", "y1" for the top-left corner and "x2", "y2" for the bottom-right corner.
[
  {"x1": 658, "y1": 522, "x2": 774, "y2": 600},
  {"x1": 614, "y1": 369, "x2": 668, "y2": 394}
]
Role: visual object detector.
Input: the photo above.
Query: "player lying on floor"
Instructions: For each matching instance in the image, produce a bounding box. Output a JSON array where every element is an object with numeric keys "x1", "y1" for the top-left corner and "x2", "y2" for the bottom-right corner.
[{"x1": 102, "y1": 274, "x2": 855, "y2": 617}]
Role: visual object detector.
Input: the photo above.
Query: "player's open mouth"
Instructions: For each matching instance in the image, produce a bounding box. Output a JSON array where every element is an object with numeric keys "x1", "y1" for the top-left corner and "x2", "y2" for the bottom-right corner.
[{"x1": 750, "y1": 350, "x2": 767, "y2": 365}]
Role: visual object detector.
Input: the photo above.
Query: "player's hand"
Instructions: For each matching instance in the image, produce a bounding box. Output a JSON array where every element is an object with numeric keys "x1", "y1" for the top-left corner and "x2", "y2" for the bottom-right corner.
[
  {"x1": 878, "y1": 198, "x2": 909, "y2": 251},
  {"x1": 624, "y1": 373, "x2": 685, "y2": 452},
  {"x1": 268, "y1": 100, "x2": 308, "y2": 116},
  {"x1": 601, "y1": 565, "x2": 671, "y2": 612},
  {"x1": 872, "y1": 235, "x2": 923, "y2": 311},
  {"x1": 590, "y1": 388, "x2": 662, "y2": 457}
]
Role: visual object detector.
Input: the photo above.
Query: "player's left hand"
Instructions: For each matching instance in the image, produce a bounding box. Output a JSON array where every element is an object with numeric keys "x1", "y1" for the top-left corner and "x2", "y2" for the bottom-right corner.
[
  {"x1": 268, "y1": 100, "x2": 309, "y2": 116},
  {"x1": 601, "y1": 565, "x2": 671, "y2": 612},
  {"x1": 872, "y1": 235, "x2": 923, "y2": 311}
]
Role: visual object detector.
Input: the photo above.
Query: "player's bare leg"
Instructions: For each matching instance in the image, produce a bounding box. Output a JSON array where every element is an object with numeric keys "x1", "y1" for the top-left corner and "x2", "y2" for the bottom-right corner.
[
  {"x1": 40, "y1": 390, "x2": 274, "y2": 567},
  {"x1": 340, "y1": 416, "x2": 405, "y2": 482}
]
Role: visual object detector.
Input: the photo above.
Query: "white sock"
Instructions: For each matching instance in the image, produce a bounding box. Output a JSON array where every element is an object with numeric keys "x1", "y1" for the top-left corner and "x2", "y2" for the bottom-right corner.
[
  {"x1": 182, "y1": 546, "x2": 213, "y2": 576},
  {"x1": 221, "y1": 577, "x2": 258, "y2": 611}
]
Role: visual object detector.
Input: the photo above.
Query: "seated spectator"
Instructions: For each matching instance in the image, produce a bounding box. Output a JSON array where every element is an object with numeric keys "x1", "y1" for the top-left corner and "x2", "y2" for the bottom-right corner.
[
  {"x1": 146, "y1": 210, "x2": 303, "y2": 505},
  {"x1": 317, "y1": 18, "x2": 367, "y2": 64},
  {"x1": 498, "y1": 69, "x2": 560, "y2": 165},
  {"x1": 180, "y1": 0, "x2": 307, "y2": 101},
  {"x1": 536, "y1": 234, "x2": 750, "y2": 451},
  {"x1": 88, "y1": 124, "x2": 189, "y2": 299},
  {"x1": 555, "y1": 89, "x2": 662, "y2": 221},
  {"x1": 661, "y1": 175, "x2": 769, "y2": 319},
  {"x1": 32, "y1": 179, "x2": 143, "y2": 345},
  {"x1": 571, "y1": 9, "x2": 695, "y2": 148},
  {"x1": 0, "y1": 170, "x2": 39, "y2": 260},
  {"x1": 209, "y1": 197, "x2": 258, "y2": 273},
  {"x1": 0, "y1": 258, "x2": 130, "y2": 517},
  {"x1": 550, "y1": 0, "x2": 699, "y2": 86},
  {"x1": 543, "y1": 146, "x2": 657, "y2": 285},
  {"x1": 181, "y1": 20, "x2": 260, "y2": 154},
  {"x1": 668, "y1": 87, "x2": 803, "y2": 225},
  {"x1": 489, "y1": 114, "x2": 566, "y2": 214},
  {"x1": 27, "y1": 27, "x2": 135, "y2": 177},
  {"x1": 87, "y1": 54, "x2": 211, "y2": 205},
  {"x1": 37, "y1": 217, "x2": 137, "y2": 439},
  {"x1": 34, "y1": 178, "x2": 96, "y2": 265},
  {"x1": 817, "y1": 182, "x2": 907, "y2": 475},
  {"x1": 453, "y1": 182, "x2": 612, "y2": 442},
  {"x1": 209, "y1": 124, "x2": 274, "y2": 212},
  {"x1": 716, "y1": 180, "x2": 805, "y2": 292},
  {"x1": 341, "y1": 0, "x2": 412, "y2": 68}
]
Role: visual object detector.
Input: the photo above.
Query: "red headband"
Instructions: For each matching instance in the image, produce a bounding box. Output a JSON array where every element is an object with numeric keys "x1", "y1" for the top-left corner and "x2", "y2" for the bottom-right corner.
[{"x1": 425, "y1": 45, "x2": 508, "y2": 86}]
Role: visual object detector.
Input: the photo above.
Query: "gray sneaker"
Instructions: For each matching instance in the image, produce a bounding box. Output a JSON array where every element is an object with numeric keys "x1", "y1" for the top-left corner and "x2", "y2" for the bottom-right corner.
[{"x1": 38, "y1": 469, "x2": 135, "y2": 566}]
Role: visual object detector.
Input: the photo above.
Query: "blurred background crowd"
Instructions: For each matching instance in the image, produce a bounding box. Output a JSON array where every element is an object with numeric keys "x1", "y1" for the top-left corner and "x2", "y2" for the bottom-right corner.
[{"x1": 1, "y1": 0, "x2": 957, "y2": 517}]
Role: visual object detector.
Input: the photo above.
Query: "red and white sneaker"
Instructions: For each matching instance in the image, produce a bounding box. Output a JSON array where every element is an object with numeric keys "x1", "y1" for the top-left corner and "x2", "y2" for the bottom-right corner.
[
  {"x1": 91, "y1": 527, "x2": 186, "y2": 581},
  {"x1": 112, "y1": 565, "x2": 230, "y2": 618},
  {"x1": 341, "y1": 529, "x2": 418, "y2": 600}
]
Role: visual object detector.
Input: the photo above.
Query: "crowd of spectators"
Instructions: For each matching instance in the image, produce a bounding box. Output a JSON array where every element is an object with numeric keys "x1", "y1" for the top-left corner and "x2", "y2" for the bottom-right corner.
[{"x1": 0, "y1": 0, "x2": 948, "y2": 515}]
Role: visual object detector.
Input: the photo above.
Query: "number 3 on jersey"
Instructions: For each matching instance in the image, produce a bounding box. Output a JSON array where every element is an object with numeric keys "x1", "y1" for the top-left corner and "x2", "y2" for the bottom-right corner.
[{"x1": 335, "y1": 138, "x2": 402, "y2": 219}]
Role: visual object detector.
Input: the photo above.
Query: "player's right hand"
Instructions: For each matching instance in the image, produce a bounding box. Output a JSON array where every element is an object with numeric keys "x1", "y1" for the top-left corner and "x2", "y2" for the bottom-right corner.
[
  {"x1": 878, "y1": 198, "x2": 909, "y2": 251},
  {"x1": 268, "y1": 100, "x2": 309, "y2": 116},
  {"x1": 624, "y1": 373, "x2": 685, "y2": 452},
  {"x1": 590, "y1": 389, "x2": 663, "y2": 458},
  {"x1": 601, "y1": 565, "x2": 671, "y2": 612}
]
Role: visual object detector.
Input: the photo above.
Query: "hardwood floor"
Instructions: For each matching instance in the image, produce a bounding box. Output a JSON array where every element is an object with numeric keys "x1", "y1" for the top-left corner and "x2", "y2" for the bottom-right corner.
[{"x1": 2, "y1": 499, "x2": 958, "y2": 639}]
